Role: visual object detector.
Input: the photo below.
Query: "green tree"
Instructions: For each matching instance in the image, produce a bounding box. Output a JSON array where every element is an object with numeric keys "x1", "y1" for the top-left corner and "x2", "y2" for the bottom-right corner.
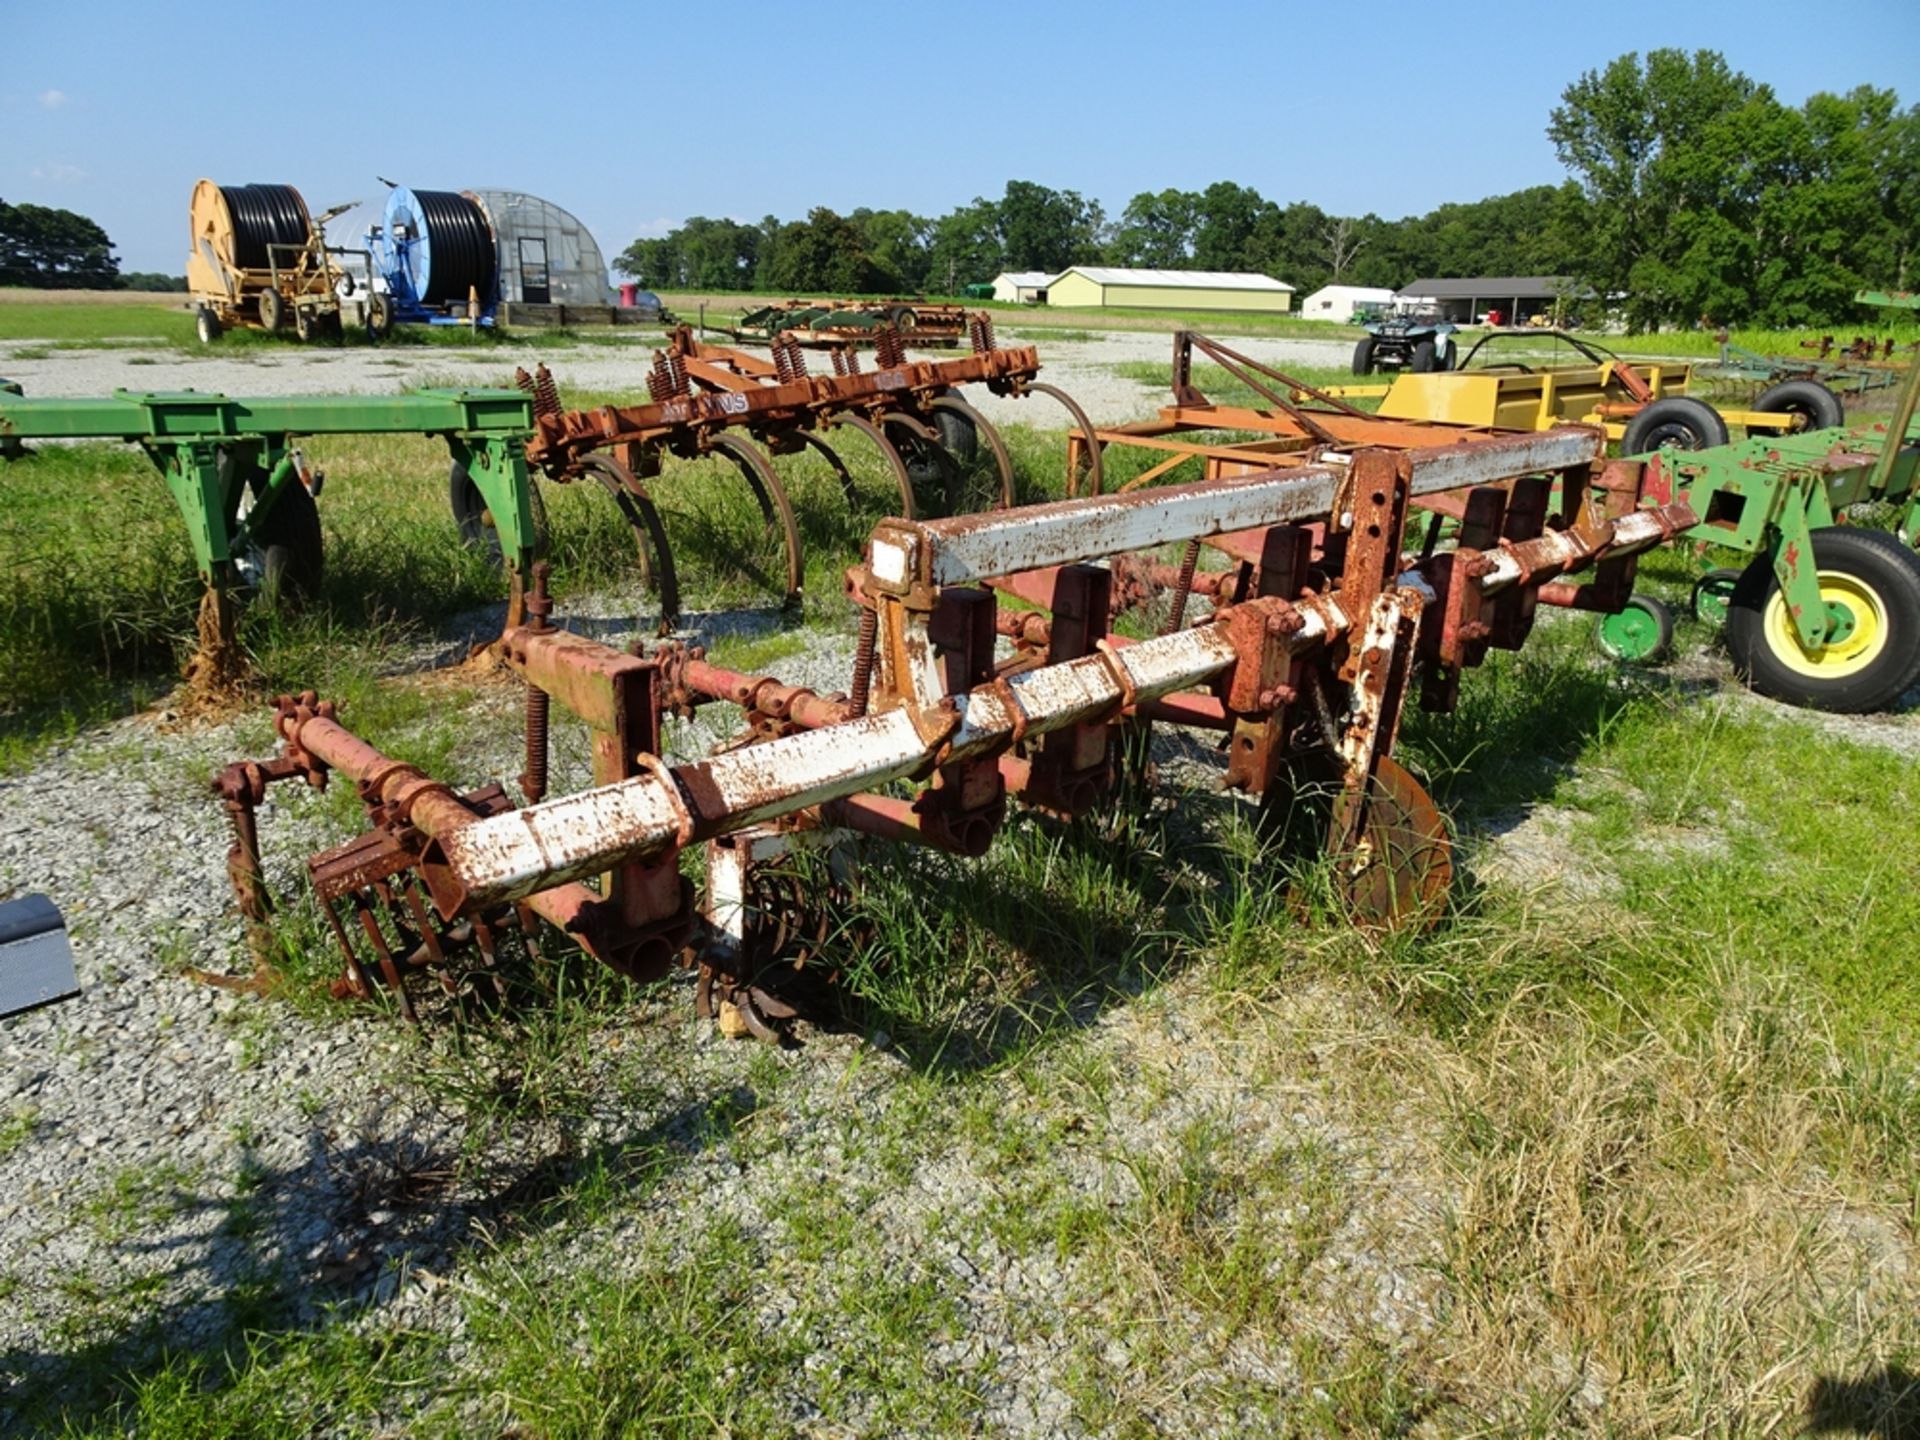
[
  {"x1": 995, "y1": 181, "x2": 1104, "y2": 273},
  {"x1": 1190, "y1": 181, "x2": 1273, "y2": 271},
  {"x1": 925, "y1": 199, "x2": 1003, "y2": 294},
  {"x1": 1109, "y1": 188, "x2": 1197, "y2": 266},
  {"x1": 0, "y1": 198, "x2": 119, "y2": 288},
  {"x1": 755, "y1": 208, "x2": 890, "y2": 294}
]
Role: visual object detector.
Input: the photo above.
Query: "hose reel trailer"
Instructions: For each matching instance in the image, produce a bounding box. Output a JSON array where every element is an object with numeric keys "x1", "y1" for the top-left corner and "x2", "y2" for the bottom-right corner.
[{"x1": 186, "y1": 180, "x2": 365, "y2": 344}]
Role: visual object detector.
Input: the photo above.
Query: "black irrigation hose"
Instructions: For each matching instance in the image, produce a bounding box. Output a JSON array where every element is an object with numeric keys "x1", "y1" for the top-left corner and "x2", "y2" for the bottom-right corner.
[
  {"x1": 405, "y1": 190, "x2": 495, "y2": 304},
  {"x1": 221, "y1": 183, "x2": 310, "y2": 269}
]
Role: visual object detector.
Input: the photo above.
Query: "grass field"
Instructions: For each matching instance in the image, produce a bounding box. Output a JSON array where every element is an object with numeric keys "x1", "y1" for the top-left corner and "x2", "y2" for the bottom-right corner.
[{"x1": 3, "y1": 298, "x2": 1918, "y2": 1436}]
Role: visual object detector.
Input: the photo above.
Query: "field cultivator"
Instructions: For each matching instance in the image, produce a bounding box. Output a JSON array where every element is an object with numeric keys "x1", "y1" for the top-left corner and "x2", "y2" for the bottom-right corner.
[
  {"x1": 1616, "y1": 404, "x2": 1920, "y2": 710},
  {"x1": 717, "y1": 299, "x2": 969, "y2": 349},
  {"x1": 1064, "y1": 330, "x2": 1535, "y2": 499},
  {"x1": 0, "y1": 386, "x2": 541, "y2": 686},
  {"x1": 215, "y1": 425, "x2": 1696, "y2": 1032},
  {"x1": 518, "y1": 317, "x2": 1100, "y2": 617}
]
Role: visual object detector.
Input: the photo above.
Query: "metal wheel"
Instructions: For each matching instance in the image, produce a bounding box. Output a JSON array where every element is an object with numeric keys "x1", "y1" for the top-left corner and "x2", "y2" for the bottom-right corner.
[
  {"x1": 257, "y1": 288, "x2": 284, "y2": 333},
  {"x1": 1593, "y1": 594, "x2": 1674, "y2": 663},
  {"x1": 1690, "y1": 568, "x2": 1742, "y2": 626},
  {"x1": 1263, "y1": 749, "x2": 1452, "y2": 931}
]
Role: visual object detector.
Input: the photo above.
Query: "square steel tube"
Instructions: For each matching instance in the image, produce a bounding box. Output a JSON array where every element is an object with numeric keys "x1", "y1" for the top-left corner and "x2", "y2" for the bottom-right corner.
[{"x1": 871, "y1": 428, "x2": 1604, "y2": 590}]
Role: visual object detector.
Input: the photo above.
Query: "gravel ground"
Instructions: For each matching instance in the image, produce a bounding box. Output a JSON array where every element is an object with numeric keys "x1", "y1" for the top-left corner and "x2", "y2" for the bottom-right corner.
[{"x1": 0, "y1": 329, "x2": 1353, "y2": 430}]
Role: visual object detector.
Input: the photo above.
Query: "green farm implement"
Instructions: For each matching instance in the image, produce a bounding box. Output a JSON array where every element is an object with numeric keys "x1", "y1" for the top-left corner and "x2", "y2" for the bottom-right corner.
[{"x1": 0, "y1": 387, "x2": 541, "y2": 684}]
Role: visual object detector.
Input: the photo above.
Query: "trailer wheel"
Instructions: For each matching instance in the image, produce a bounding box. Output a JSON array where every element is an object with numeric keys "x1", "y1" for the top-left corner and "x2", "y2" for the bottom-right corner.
[
  {"x1": 450, "y1": 461, "x2": 547, "y2": 563},
  {"x1": 258, "y1": 288, "x2": 285, "y2": 333},
  {"x1": 367, "y1": 293, "x2": 392, "y2": 341},
  {"x1": 1410, "y1": 339, "x2": 1438, "y2": 373},
  {"x1": 1352, "y1": 337, "x2": 1376, "y2": 375},
  {"x1": 293, "y1": 307, "x2": 314, "y2": 342},
  {"x1": 1593, "y1": 594, "x2": 1673, "y2": 663},
  {"x1": 195, "y1": 306, "x2": 223, "y2": 344},
  {"x1": 1620, "y1": 396, "x2": 1730, "y2": 455},
  {"x1": 1754, "y1": 378, "x2": 1845, "y2": 433},
  {"x1": 240, "y1": 468, "x2": 323, "y2": 603},
  {"x1": 1724, "y1": 527, "x2": 1920, "y2": 712}
]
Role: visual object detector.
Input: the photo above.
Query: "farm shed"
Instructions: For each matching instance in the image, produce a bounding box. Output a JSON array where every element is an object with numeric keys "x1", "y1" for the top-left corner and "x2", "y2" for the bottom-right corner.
[
  {"x1": 992, "y1": 271, "x2": 1053, "y2": 303},
  {"x1": 1396, "y1": 276, "x2": 1581, "y2": 325},
  {"x1": 1300, "y1": 284, "x2": 1398, "y2": 323},
  {"x1": 1044, "y1": 266, "x2": 1294, "y2": 313}
]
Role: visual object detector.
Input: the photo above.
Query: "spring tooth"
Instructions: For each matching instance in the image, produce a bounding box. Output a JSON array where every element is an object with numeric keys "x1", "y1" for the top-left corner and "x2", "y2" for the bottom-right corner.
[
  {"x1": 848, "y1": 607, "x2": 878, "y2": 718},
  {"x1": 968, "y1": 312, "x2": 995, "y2": 354},
  {"x1": 875, "y1": 326, "x2": 905, "y2": 370},
  {"x1": 532, "y1": 364, "x2": 562, "y2": 418},
  {"x1": 513, "y1": 366, "x2": 537, "y2": 396},
  {"x1": 647, "y1": 351, "x2": 676, "y2": 403}
]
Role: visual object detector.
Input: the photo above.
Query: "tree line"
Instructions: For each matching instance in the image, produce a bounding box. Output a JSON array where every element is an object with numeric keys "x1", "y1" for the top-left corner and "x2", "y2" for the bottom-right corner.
[{"x1": 618, "y1": 49, "x2": 1918, "y2": 330}]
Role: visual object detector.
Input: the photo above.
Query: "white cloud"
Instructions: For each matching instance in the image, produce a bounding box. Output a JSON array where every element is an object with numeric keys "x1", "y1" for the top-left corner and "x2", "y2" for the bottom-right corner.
[
  {"x1": 38, "y1": 89, "x2": 68, "y2": 110},
  {"x1": 31, "y1": 162, "x2": 88, "y2": 183}
]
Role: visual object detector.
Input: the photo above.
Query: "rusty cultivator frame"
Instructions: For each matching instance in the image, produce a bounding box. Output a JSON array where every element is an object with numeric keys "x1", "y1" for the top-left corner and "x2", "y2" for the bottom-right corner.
[
  {"x1": 216, "y1": 424, "x2": 1694, "y2": 1033},
  {"x1": 1065, "y1": 329, "x2": 1519, "y2": 497},
  {"x1": 519, "y1": 316, "x2": 1097, "y2": 617}
]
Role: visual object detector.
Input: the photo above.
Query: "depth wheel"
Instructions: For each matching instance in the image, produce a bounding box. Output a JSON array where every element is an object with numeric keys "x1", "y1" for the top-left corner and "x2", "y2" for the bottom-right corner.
[
  {"x1": 1593, "y1": 594, "x2": 1674, "y2": 663},
  {"x1": 1724, "y1": 527, "x2": 1920, "y2": 712},
  {"x1": 1690, "y1": 568, "x2": 1742, "y2": 626}
]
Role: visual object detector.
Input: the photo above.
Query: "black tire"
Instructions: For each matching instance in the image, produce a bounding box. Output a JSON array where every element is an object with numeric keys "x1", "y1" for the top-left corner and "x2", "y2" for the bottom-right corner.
[
  {"x1": 293, "y1": 307, "x2": 314, "y2": 342},
  {"x1": 1352, "y1": 337, "x2": 1376, "y2": 376},
  {"x1": 258, "y1": 289, "x2": 284, "y2": 333},
  {"x1": 450, "y1": 461, "x2": 548, "y2": 563},
  {"x1": 244, "y1": 469, "x2": 324, "y2": 603},
  {"x1": 1410, "y1": 339, "x2": 1438, "y2": 373},
  {"x1": 933, "y1": 404, "x2": 977, "y2": 465},
  {"x1": 367, "y1": 292, "x2": 392, "y2": 341},
  {"x1": 195, "y1": 306, "x2": 223, "y2": 344},
  {"x1": 1439, "y1": 338, "x2": 1458, "y2": 372},
  {"x1": 1723, "y1": 527, "x2": 1920, "y2": 713},
  {"x1": 1620, "y1": 396, "x2": 1730, "y2": 456},
  {"x1": 1753, "y1": 378, "x2": 1845, "y2": 434},
  {"x1": 888, "y1": 305, "x2": 917, "y2": 331}
]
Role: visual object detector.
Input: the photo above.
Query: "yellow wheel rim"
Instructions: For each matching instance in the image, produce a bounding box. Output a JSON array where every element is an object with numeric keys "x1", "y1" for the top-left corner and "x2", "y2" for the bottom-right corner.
[{"x1": 1761, "y1": 569, "x2": 1888, "y2": 678}]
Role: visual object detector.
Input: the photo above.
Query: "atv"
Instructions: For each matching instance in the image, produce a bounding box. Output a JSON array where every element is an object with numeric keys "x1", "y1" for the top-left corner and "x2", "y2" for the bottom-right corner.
[{"x1": 1352, "y1": 309, "x2": 1457, "y2": 375}]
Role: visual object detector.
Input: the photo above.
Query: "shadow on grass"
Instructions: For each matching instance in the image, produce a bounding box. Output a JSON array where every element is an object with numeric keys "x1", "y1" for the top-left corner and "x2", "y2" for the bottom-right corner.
[
  {"x1": 0, "y1": 1023, "x2": 766, "y2": 1437},
  {"x1": 1808, "y1": 1366, "x2": 1920, "y2": 1439}
]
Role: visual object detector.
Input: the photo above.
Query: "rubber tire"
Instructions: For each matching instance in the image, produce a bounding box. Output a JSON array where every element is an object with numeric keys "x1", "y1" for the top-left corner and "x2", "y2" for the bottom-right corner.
[
  {"x1": 367, "y1": 292, "x2": 392, "y2": 341},
  {"x1": 1620, "y1": 396, "x2": 1730, "y2": 456},
  {"x1": 245, "y1": 470, "x2": 324, "y2": 603},
  {"x1": 258, "y1": 289, "x2": 284, "y2": 333},
  {"x1": 1754, "y1": 378, "x2": 1845, "y2": 434},
  {"x1": 293, "y1": 307, "x2": 314, "y2": 342},
  {"x1": 1690, "y1": 567, "x2": 1743, "y2": 626},
  {"x1": 196, "y1": 307, "x2": 223, "y2": 344},
  {"x1": 934, "y1": 405, "x2": 978, "y2": 466},
  {"x1": 1724, "y1": 527, "x2": 1920, "y2": 713},
  {"x1": 1439, "y1": 338, "x2": 1458, "y2": 372},
  {"x1": 450, "y1": 461, "x2": 548, "y2": 562},
  {"x1": 1593, "y1": 594, "x2": 1674, "y2": 663},
  {"x1": 1352, "y1": 337, "x2": 1376, "y2": 376},
  {"x1": 1410, "y1": 339, "x2": 1438, "y2": 373}
]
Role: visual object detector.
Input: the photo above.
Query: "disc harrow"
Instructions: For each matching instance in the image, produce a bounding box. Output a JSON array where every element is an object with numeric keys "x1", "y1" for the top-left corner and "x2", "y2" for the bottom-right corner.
[{"x1": 215, "y1": 425, "x2": 1695, "y2": 1032}]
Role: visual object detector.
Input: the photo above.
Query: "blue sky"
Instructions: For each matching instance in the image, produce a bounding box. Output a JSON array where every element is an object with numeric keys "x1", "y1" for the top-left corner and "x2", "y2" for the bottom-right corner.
[{"x1": 7, "y1": 0, "x2": 1919, "y2": 275}]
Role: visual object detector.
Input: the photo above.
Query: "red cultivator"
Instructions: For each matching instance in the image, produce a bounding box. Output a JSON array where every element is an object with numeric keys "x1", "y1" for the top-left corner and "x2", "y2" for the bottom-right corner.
[
  {"x1": 516, "y1": 316, "x2": 1098, "y2": 619},
  {"x1": 215, "y1": 422, "x2": 1694, "y2": 1034}
]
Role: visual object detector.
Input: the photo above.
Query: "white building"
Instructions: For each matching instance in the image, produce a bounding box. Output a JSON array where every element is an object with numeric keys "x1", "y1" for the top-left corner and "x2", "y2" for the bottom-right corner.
[
  {"x1": 1298, "y1": 284, "x2": 1398, "y2": 324},
  {"x1": 991, "y1": 270, "x2": 1053, "y2": 303}
]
